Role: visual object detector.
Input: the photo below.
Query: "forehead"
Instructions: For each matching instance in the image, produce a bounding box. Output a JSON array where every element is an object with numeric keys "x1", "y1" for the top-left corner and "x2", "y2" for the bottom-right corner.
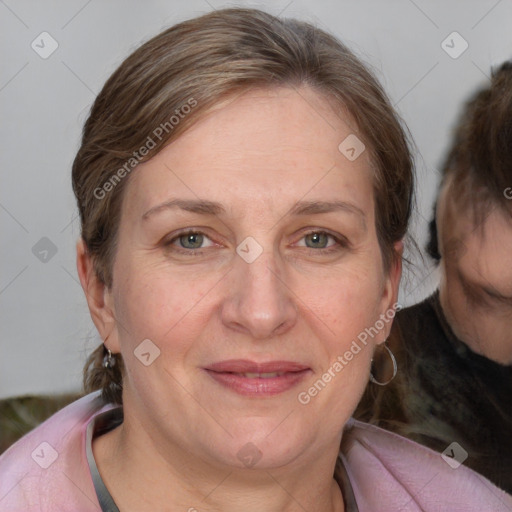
[{"x1": 123, "y1": 86, "x2": 375, "y2": 223}]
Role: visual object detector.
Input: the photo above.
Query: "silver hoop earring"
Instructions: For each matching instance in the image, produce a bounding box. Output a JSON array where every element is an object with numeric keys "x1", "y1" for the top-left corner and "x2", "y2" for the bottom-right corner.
[
  {"x1": 103, "y1": 346, "x2": 116, "y2": 369},
  {"x1": 369, "y1": 341, "x2": 397, "y2": 386}
]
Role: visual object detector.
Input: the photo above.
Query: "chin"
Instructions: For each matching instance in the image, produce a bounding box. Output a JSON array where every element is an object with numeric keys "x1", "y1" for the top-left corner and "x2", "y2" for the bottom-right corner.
[{"x1": 210, "y1": 419, "x2": 310, "y2": 470}]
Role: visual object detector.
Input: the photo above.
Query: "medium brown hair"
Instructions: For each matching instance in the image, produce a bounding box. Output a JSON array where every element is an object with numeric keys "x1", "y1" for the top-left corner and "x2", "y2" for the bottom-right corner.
[{"x1": 74, "y1": 7, "x2": 414, "y2": 404}]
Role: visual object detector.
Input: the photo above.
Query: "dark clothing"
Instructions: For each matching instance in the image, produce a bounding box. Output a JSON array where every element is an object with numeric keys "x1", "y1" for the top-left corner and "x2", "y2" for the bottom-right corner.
[{"x1": 356, "y1": 290, "x2": 512, "y2": 493}]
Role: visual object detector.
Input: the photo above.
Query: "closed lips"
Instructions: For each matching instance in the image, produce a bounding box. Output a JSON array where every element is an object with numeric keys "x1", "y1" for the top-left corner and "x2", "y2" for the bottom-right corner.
[
  {"x1": 240, "y1": 372, "x2": 286, "y2": 378},
  {"x1": 204, "y1": 360, "x2": 310, "y2": 373},
  {"x1": 203, "y1": 361, "x2": 311, "y2": 396}
]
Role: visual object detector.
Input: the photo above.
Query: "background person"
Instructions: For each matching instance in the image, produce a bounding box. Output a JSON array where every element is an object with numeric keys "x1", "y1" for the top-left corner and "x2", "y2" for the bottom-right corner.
[{"x1": 356, "y1": 60, "x2": 512, "y2": 494}]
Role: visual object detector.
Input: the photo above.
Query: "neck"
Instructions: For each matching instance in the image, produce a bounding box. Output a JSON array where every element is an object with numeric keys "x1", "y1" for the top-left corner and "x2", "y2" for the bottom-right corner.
[{"x1": 93, "y1": 405, "x2": 345, "y2": 512}]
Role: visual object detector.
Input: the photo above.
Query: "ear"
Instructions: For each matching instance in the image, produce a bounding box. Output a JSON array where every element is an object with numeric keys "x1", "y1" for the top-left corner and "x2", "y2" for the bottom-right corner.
[
  {"x1": 76, "y1": 238, "x2": 120, "y2": 353},
  {"x1": 376, "y1": 240, "x2": 403, "y2": 344}
]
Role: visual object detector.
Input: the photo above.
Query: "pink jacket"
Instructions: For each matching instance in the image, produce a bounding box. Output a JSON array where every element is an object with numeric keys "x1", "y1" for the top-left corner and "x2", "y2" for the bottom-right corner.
[{"x1": 0, "y1": 391, "x2": 511, "y2": 511}]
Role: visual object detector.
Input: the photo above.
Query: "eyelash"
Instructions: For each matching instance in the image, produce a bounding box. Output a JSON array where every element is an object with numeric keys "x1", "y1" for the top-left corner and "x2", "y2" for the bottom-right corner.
[{"x1": 163, "y1": 229, "x2": 348, "y2": 256}]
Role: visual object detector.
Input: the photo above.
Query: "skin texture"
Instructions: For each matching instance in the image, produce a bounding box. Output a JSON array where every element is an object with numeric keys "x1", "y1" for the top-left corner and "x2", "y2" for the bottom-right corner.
[
  {"x1": 77, "y1": 86, "x2": 401, "y2": 512},
  {"x1": 438, "y1": 173, "x2": 512, "y2": 365}
]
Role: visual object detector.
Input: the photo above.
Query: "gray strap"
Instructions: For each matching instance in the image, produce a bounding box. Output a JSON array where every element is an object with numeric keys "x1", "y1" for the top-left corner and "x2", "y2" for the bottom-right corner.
[
  {"x1": 337, "y1": 452, "x2": 360, "y2": 512},
  {"x1": 85, "y1": 408, "x2": 123, "y2": 512}
]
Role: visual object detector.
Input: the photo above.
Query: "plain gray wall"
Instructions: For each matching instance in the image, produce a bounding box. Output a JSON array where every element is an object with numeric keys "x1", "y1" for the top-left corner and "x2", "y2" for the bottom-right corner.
[{"x1": 1, "y1": 0, "x2": 511, "y2": 399}]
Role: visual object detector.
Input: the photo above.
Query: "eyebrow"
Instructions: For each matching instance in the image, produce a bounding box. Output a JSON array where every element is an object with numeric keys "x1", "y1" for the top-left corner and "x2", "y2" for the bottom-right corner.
[{"x1": 142, "y1": 198, "x2": 367, "y2": 229}]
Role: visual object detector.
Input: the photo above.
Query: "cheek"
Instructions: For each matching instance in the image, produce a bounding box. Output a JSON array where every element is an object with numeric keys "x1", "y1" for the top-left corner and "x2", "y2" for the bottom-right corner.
[
  {"x1": 444, "y1": 281, "x2": 487, "y2": 339},
  {"x1": 296, "y1": 265, "x2": 385, "y2": 354},
  {"x1": 322, "y1": 295, "x2": 379, "y2": 346},
  {"x1": 444, "y1": 274, "x2": 467, "y2": 314},
  {"x1": 445, "y1": 291, "x2": 472, "y2": 339},
  {"x1": 114, "y1": 261, "x2": 217, "y2": 347}
]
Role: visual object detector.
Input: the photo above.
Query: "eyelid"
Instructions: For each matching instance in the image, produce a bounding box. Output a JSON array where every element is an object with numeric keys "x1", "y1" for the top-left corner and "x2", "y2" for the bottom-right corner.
[
  {"x1": 163, "y1": 228, "x2": 217, "y2": 250},
  {"x1": 461, "y1": 281, "x2": 502, "y2": 309},
  {"x1": 460, "y1": 274, "x2": 512, "y2": 307},
  {"x1": 294, "y1": 228, "x2": 348, "y2": 248},
  {"x1": 483, "y1": 288, "x2": 512, "y2": 305}
]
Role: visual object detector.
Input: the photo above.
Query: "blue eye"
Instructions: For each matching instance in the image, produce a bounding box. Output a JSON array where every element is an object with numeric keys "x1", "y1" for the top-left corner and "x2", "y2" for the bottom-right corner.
[
  {"x1": 164, "y1": 230, "x2": 215, "y2": 254},
  {"x1": 304, "y1": 232, "x2": 330, "y2": 249},
  {"x1": 298, "y1": 231, "x2": 347, "y2": 254},
  {"x1": 178, "y1": 232, "x2": 205, "y2": 250}
]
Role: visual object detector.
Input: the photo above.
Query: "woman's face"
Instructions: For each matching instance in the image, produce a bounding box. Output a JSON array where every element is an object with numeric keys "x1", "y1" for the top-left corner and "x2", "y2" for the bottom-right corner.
[{"x1": 104, "y1": 87, "x2": 400, "y2": 470}]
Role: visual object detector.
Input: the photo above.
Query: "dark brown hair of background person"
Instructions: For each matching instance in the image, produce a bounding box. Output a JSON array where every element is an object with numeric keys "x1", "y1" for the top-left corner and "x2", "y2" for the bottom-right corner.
[
  {"x1": 73, "y1": 8, "x2": 414, "y2": 406},
  {"x1": 426, "y1": 61, "x2": 512, "y2": 261}
]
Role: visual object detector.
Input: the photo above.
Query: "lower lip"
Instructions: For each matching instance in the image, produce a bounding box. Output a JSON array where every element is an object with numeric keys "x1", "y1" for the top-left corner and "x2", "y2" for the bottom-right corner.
[{"x1": 204, "y1": 369, "x2": 311, "y2": 397}]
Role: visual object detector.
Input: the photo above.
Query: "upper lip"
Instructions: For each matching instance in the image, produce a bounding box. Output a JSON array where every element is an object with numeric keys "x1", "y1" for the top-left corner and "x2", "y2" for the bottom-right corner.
[{"x1": 204, "y1": 360, "x2": 310, "y2": 373}]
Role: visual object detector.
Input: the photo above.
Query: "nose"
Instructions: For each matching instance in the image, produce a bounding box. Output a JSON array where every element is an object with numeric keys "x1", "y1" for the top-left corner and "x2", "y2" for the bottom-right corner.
[{"x1": 220, "y1": 248, "x2": 298, "y2": 340}]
